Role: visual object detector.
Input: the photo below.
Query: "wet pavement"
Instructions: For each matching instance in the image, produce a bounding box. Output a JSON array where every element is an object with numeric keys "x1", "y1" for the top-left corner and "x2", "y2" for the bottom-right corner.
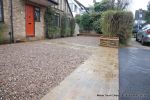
[{"x1": 119, "y1": 39, "x2": 150, "y2": 100}]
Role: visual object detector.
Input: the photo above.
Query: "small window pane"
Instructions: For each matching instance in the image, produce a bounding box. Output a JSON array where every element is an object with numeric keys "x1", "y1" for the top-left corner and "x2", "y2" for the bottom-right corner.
[
  {"x1": 51, "y1": 13, "x2": 60, "y2": 27},
  {"x1": 35, "y1": 7, "x2": 40, "y2": 22}
]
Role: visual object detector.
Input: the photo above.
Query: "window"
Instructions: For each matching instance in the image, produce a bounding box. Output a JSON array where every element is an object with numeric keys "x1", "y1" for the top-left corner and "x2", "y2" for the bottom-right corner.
[
  {"x1": 74, "y1": 5, "x2": 77, "y2": 12},
  {"x1": 0, "y1": 0, "x2": 4, "y2": 22},
  {"x1": 70, "y1": 4, "x2": 74, "y2": 11},
  {"x1": 52, "y1": 13, "x2": 60, "y2": 27},
  {"x1": 34, "y1": 7, "x2": 40, "y2": 22}
]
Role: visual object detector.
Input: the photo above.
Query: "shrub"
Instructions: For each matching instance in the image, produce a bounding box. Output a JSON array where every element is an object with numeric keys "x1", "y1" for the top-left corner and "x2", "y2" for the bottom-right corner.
[
  {"x1": 48, "y1": 26, "x2": 60, "y2": 38},
  {"x1": 61, "y1": 14, "x2": 74, "y2": 37},
  {"x1": 101, "y1": 10, "x2": 133, "y2": 44},
  {"x1": 93, "y1": 19, "x2": 102, "y2": 34},
  {"x1": 70, "y1": 18, "x2": 75, "y2": 36},
  {"x1": 0, "y1": 24, "x2": 7, "y2": 43},
  {"x1": 60, "y1": 14, "x2": 67, "y2": 37},
  {"x1": 80, "y1": 13, "x2": 93, "y2": 32},
  {"x1": 90, "y1": 13, "x2": 102, "y2": 34},
  {"x1": 101, "y1": 10, "x2": 117, "y2": 37},
  {"x1": 75, "y1": 15, "x2": 81, "y2": 24}
]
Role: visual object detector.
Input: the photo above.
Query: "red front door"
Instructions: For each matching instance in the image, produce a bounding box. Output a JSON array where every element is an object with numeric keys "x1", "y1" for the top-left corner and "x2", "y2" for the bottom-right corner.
[{"x1": 26, "y1": 4, "x2": 35, "y2": 37}]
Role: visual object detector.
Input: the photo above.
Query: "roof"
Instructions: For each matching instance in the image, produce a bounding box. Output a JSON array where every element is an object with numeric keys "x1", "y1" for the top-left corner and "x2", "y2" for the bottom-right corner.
[
  {"x1": 28, "y1": 0, "x2": 58, "y2": 6},
  {"x1": 66, "y1": 0, "x2": 74, "y2": 17},
  {"x1": 49, "y1": 0, "x2": 59, "y2": 5},
  {"x1": 74, "y1": 0, "x2": 89, "y2": 13}
]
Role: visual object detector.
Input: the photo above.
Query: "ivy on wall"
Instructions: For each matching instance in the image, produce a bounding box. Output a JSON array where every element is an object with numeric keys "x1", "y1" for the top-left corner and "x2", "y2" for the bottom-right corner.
[
  {"x1": 0, "y1": 23, "x2": 7, "y2": 43},
  {"x1": 45, "y1": 7, "x2": 75, "y2": 39}
]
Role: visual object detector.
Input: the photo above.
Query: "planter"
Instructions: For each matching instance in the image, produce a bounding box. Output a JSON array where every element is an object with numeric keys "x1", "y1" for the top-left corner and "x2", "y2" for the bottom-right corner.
[
  {"x1": 78, "y1": 32, "x2": 101, "y2": 37},
  {"x1": 100, "y1": 37, "x2": 119, "y2": 48}
]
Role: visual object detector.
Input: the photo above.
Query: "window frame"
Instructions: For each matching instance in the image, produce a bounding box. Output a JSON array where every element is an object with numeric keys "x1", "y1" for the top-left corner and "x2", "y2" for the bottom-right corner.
[
  {"x1": 0, "y1": 0, "x2": 4, "y2": 22},
  {"x1": 34, "y1": 7, "x2": 40, "y2": 22},
  {"x1": 52, "y1": 13, "x2": 60, "y2": 27}
]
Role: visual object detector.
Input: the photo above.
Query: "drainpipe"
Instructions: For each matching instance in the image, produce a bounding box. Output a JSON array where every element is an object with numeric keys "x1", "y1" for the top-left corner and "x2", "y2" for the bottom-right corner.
[{"x1": 9, "y1": 0, "x2": 14, "y2": 43}]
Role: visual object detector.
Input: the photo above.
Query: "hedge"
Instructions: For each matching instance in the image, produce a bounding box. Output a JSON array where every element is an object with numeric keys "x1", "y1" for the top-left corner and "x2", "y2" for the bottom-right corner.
[
  {"x1": 101, "y1": 10, "x2": 133, "y2": 44},
  {"x1": 45, "y1": 7, "x2": 75, "y2": 38}
]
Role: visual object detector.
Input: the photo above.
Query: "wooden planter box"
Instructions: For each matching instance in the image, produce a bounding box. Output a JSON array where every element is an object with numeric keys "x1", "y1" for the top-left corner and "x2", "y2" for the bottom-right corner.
[{"x1": 100, "y1": 37, "x2": 119, "y2": 48}]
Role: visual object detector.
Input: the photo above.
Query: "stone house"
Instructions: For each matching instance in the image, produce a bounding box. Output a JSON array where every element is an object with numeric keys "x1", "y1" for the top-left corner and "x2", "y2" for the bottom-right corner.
[{"x1": 0, "y1": 0, "x2": 73, "y2": 43}]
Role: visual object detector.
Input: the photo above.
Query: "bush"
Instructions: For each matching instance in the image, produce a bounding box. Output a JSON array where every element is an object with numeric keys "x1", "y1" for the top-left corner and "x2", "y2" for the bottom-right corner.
[
  {"x1": 70, "y1": 18, "x2": 75, "y2": 36},
  {"x1": 61, "y1": 14, "x2": 74, "y2": 37},
  {"x1": 93, "y1": 19, "x2": 102, "y2": 34},
  {"x1": 48, "y1": 26, "x2": 60, "y2": 38},
  {"x1": 60, "y1": 14, "x2": 68, "y2": 37},
  {"x1": 101, "y1": 10, "x2": 117, "y2": 37},
  {"x1": 80, "y1": 13, "x2": 93, "y2": 32},
  {"x1": 101, "y1": 10, "x2": 133, "y2": 44},
  {"x1": 0, "y1": 24, "x2": 7, "y2": 43},
  {"x1": 75, "y1": 15, "x2": 81, "y2": 24}
]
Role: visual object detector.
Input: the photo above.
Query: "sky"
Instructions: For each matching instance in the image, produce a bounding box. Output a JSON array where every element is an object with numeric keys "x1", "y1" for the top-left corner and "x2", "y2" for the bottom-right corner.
[{"x1": 78, "y1": 0, "x2": 149, "y2": 14}]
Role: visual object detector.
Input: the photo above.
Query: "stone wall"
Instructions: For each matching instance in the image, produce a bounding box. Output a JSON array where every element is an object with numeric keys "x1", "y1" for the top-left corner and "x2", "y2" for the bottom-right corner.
[
  {"x1": 3, "y1": 0, "x2": 10, "y2": 40},
  {"x1": 13, "y1": 0, "x2": 26, "y2": 41},
  {"x1": 100, "y1": 37, "x2": 119, "y2": 48}
]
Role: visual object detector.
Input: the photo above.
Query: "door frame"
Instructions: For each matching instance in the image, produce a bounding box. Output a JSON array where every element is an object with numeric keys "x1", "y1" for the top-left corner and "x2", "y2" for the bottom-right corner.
[{"x1": 25, "y1": 4, "x2": 35, "y2": 37}]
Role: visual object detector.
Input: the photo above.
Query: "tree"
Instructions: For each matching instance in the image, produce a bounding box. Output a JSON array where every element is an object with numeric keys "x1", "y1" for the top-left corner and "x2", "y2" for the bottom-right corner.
[
  {"x1": 145, "y1": 1, "x2": 150, "y2": 23},
  {"x1": 75, "y1": 15, "x2": 81, "y2": 24},
  {"x1": 80, "y1": 13, "x2": 93, "y2": 32},
  {"x1": 116, "y1": 0, "x2": 130, "y2": 10},
  {"x1": 94, "y1": 0, "x2": 113, "y2": 12},
  {"x1": 94, "y1": 0, "x2": 130, "y2": 12}
]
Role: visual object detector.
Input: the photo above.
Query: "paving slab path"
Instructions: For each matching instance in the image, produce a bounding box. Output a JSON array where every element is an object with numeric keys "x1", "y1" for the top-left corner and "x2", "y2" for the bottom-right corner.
[
  {"x1": 119, "y1": 39, "x2": 150, "y2": 100},
  {"x1": 41, "y1": 37, "x2": 119, "y2": 100}
]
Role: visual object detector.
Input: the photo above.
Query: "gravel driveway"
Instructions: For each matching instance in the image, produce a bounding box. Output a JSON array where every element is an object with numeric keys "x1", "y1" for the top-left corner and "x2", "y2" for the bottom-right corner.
[{"x1": 0, "y1": 36, "x2": 99, "y2": 100}]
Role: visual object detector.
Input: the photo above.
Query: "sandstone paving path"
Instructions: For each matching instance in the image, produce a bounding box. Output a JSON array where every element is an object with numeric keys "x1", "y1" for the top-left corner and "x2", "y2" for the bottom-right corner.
[{"x1": 41, "y1": 37, "x2": 119, "y2": 100}]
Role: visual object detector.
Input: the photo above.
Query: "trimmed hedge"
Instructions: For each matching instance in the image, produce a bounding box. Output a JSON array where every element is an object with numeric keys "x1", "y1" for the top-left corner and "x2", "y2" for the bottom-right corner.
[{"x1": 101, "y1": 10, "x2": 133, "y2": 44}]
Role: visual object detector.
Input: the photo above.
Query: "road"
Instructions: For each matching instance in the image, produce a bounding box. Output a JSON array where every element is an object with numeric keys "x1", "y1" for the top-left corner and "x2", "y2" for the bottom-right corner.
[{"x1": 119, "y1": 39, "x2": 150, "y2": 100}]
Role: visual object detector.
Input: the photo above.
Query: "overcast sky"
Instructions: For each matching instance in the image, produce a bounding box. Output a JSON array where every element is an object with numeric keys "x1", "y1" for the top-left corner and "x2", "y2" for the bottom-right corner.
[{"x1": 79, "y1": 0, "x2": 149, "y2": 14}]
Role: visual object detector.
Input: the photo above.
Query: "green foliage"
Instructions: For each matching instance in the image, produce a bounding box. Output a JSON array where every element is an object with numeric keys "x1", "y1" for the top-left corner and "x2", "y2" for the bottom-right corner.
[
  {"x1": 75, "y1": 15, "x2": 81, "y2": 24},
  {"x1": 61, "y1": 14, "x2": 74, "y2": 37},
  {"x1": 147, "y1": 1, "x2": 150, "y2": 11},
  {"x1": 145, "y1": 1, "x2": 150, "y2": 23},
  {"x1": 101, "y1": 10, "x2": 117, "y2": 37},
  {"x1": 0, "y1": 24, "x2": 7, "y2": 43},
  {"x1": 94, "y1": 0, "x2": 113, "y2": 12},
  {"x1": 101, "y1": 10, "x2": 134, "y2": 45},
  {"x1": 76, "y1": 0, "x2": 130, "y2": 34},
  {"x1": 93, "y1": 19, "x2": 102, "y2": 34},
  {"x1": 90, "y1": 13, "x2": 102, "y2": 34},
  {"x1": 48, "y1": 26, "x2": 60, "y2": 38},
  {"x1": 60, "y1": 14, "x2": 67, "y2": 37},
  {"x1": 70, "y1": 18, "x2": 75, "y2": 36},
  {"x1": 80, "y1": 13, "x2": 93, "y2": 32},
  {"x1": 94, "y1": 0, "x2": 129, "y2": 12},
  {"x1": 45, "y1": 8, "x2": 74, "y2": 38}
]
